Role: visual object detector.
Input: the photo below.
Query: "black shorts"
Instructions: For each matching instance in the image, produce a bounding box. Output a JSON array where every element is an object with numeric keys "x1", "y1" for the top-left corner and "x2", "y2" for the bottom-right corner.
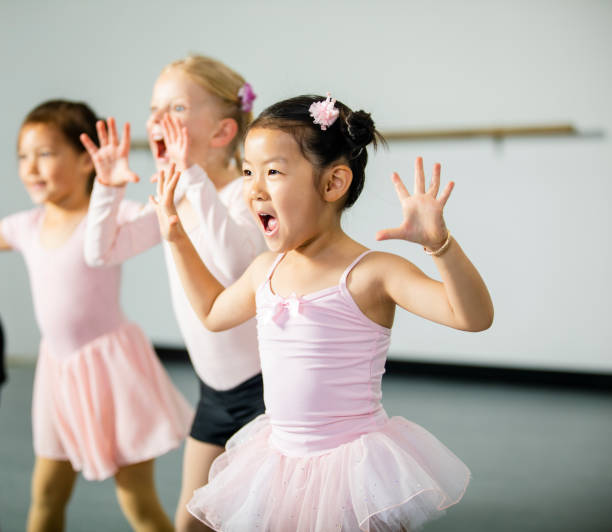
[{"x1": 189, "y1": 372, "x2": 265, "y2": 447}]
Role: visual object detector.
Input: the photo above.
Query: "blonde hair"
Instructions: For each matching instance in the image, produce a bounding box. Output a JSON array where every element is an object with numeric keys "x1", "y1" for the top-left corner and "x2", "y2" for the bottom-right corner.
[{"x1": 162, "y1": 54, "x2": 252, "y2": 169}]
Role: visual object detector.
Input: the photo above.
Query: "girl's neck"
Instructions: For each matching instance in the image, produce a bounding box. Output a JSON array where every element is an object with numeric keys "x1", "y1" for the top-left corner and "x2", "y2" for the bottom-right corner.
[
  {"x1": 197, "y1": 152, "x2": 239, "y2": 191},
  {"x1": 292, "y1": 217, "x2": 352, "y2": 261},
  {"x1": 43, "y1": 193, "x2": 90, "y2": 222}
]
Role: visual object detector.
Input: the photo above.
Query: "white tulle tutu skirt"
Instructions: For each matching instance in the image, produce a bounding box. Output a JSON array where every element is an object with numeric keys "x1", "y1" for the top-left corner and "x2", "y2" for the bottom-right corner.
[{"x1": 188, "y1": 413, "x2": 470, "y2": 531}]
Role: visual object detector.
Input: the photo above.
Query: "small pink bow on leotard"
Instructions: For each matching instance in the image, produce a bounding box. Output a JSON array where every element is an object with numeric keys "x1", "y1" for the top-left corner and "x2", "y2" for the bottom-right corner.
[{"x1": 267, "y1": 295, "x2": 302, "y2": 327}]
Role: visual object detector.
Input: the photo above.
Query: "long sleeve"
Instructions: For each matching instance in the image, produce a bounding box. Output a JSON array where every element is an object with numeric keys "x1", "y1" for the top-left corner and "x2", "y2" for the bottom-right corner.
[
  {"x1": 84, "y1": 181, "x2": 161, "y2": 267},
  {"x1": 182, "y1": 165, "x2": 265, "y2": 281}
]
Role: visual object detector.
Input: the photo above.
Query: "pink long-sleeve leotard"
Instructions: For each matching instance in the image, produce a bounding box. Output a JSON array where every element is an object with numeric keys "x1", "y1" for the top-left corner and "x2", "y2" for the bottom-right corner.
[
  {"x1": 1, "y1": 209, "x2": 193, "y2": 480},
  {"x1": 84, "y1": 165, "x2": 265, "y2": 390}
]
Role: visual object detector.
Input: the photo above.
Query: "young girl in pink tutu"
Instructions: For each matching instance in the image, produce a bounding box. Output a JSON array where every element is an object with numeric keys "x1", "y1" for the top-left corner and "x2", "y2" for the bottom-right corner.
[
  {"x1": 0, "y1": 100, "x2": 193, "y2": 531},
  {"x1": 80, "y1": 54, "x2": 266, "y2": 532},
  {"x1": 153, "y1": 94, "x2": 494, "y2": 531}
]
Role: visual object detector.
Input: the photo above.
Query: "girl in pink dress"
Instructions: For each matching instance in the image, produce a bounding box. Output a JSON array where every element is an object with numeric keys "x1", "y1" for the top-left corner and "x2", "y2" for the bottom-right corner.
[
  {"x1": 0, "y1": 100, "x2": 193, "y2": 532},
  {"x1": 80, "y1": 54, "x2": 266, "y2": 532},
  {"x1": 153, "y1": 94, "x2": 494, "y2": 531}
]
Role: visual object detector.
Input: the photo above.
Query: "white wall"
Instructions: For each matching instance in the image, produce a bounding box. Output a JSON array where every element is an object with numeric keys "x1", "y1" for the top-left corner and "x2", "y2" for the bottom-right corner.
[{"x1": 1, "y1": 0, "x2": 610, "y2": 373}]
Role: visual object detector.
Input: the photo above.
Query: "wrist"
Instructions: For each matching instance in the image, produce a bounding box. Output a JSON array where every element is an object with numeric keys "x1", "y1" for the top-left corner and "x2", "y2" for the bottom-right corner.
[{"x1": 424, "y1": 231, "x2": 452, "y2": 257}]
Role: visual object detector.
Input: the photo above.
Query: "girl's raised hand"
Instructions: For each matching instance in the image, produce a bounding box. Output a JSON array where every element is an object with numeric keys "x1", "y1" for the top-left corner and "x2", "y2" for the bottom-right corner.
[
  {"x1": 376, "y1": 157, "x2": 454, "y2": 250},
  {"x1": 162, "y1": 113, "x2": 191, "y2": 171},
  {"x1": 150, "y1": 163, "x2": 183, "y2": 242},
  {"x1": 80, "y1": 118, "x2": 140, "y2": 187}
]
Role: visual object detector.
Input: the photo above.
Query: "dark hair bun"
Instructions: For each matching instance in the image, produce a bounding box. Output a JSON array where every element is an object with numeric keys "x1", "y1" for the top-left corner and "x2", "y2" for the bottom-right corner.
[{"x1": 345, "y1": 110, "x2": 375, "y2": 148}]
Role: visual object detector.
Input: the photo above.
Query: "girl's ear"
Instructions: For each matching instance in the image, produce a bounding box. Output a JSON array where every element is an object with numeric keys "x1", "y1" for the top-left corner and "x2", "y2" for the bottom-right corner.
[
  {"x1": 210, "y1": 118, "x2": 239, "y2": 148},
  {"x1": 321, "y1": 164, "x2": 353, "y2": 204},
  {"x1": 79, "y1": 151, "x2": 95, "y2": 176}
]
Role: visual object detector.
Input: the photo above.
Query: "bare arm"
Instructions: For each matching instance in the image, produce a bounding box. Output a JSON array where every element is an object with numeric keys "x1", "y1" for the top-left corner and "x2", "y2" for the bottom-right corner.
[
  {"x1": 152, "y1": 165, "x2": 265, "y2": 332},
  {"x1": 376, "y1": 158, "x2": 493, "y2": 332}
]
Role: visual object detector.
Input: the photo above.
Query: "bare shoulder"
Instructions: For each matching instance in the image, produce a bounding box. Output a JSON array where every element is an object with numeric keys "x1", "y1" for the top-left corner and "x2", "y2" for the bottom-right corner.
[
  {"x1": 247, "y1": 251, "x2": 279, "y2": 287},
  {"x1": 349, "y1": 250, "x2": 420, "y2": 284}
]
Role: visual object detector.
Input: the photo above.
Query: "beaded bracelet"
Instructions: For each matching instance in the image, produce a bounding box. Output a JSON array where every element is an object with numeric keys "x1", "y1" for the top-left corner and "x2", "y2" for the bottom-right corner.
[{"x1": 424, "y1": 232, "x2": 452, "y2": 257}]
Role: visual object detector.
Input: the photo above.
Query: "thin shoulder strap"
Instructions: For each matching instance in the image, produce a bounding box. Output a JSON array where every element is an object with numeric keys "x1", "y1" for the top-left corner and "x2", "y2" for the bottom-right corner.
[
  {"x1": 265, "y1": 253, "x2": 286, "y2": 281},
  {"x1": 340, "y1": 250, "x2": 375, "y2": 285}
]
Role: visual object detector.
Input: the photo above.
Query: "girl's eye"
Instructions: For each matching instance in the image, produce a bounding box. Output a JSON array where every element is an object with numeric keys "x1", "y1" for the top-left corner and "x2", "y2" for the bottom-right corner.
[
  {"x1": 242, "y1": 169, "x2": 252, "y2": 177},
  {"x1": 173, "y1": 104, "x2": 186, "y2": 112},
  {"x1": 268, "y1": 169, "x2": 280, "y2": 176}
]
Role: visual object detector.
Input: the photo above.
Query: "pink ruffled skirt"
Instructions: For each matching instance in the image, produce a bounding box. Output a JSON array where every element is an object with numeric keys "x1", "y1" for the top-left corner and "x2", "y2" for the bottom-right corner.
[
  {"x1": 32, "y1": 321, "x2": 194, "y2": 480},
  {"x1": 187, "y1": 413, "x2": 470, "y2": 531}
]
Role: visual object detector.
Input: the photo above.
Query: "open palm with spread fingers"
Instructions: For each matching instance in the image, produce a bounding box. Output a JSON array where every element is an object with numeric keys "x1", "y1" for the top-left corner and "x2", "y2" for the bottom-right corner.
[
  {"x1": 80, "y1": 117, "x2": 139, "y2": 187},
  {"x1": 161, "y1": 113, "x2": 191, "y2": 171},
  {"x1": 376, "y1": 157, "x2": 453, "y2": 250},
  {"x1": 150, "y1": 163, "x2": 183, "y2": 242}
]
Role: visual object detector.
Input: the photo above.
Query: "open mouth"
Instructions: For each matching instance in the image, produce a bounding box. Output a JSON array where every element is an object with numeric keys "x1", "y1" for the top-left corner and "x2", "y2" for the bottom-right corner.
[
  {"x1": 258, "y1": 213, "x2": 278, "y2": 235},
  {"x1": 153, "y1": 136, "x2": 167, "y2": 160},
  {"x1": 151, "y1": 127, "x2": 167, "y2": 160}
]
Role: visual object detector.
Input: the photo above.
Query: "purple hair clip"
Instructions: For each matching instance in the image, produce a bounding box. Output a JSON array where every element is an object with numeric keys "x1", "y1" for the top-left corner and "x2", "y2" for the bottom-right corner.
[
  {"x1": 309, "y1": 92, "x2": 339, "y2": 130},
  {"x1": 238, "y1": 82, "x2": 256, "y2": 112}
]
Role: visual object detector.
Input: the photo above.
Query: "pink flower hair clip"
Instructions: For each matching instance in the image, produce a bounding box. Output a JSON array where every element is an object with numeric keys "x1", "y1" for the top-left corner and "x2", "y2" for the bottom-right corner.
[
  {"x1": 238, "y1": 82, "x2": 256, "y2": 112},
  {"x1": 309, "y1": 92, "x2": 339, "y2": 130}
]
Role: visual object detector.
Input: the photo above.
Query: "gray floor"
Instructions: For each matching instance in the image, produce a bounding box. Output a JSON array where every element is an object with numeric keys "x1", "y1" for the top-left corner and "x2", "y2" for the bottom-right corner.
[{"x1": 1, "y1": 360, "x2": 611, "y2": 532}]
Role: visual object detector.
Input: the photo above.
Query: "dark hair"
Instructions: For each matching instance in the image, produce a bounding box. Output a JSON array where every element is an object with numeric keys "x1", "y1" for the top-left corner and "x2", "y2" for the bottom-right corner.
[
  {"x1": 20, "y1": 99, "x2": 99, "y2": 193},
  {"x1": 247, "y1": 95, "x2": 385, "y2": 209}
]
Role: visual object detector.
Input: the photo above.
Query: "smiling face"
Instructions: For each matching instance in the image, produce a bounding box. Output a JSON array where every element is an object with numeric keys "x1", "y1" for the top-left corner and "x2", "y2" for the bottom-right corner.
[
  {"x1": 242, "y1": 127, "x2": 332, "y2": 253},
  {"x1": 146, "y1": 68, "x2": 223, "y2": 171},
  {"x1": 18, "y1": 123, "x2": 91, "y2": 207}
]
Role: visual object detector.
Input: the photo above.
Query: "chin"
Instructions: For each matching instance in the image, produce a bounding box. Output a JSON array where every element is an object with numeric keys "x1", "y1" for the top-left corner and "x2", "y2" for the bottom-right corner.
[{"x1": 27, "y1": 192, "x2": 46, "y2": 205}]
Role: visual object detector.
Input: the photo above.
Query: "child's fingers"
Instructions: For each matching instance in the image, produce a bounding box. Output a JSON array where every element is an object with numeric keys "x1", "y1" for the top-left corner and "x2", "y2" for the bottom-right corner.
[
  {"x1": 438, "y1": 181, "x2": 455, "y2": 207},
  {"x1": 180, "y1": 126, "x2": 188, "y2": 150},
  {"x1": 157, "y1": 169, "x2": 164, "y2": 200},
  {"x1": 168, "y1": 167, "x2": 181, "y2": 196},
  {"x1": 391, "y1": 172, "x2": 411, "y2": 199},
  {"x1": 119, "y1": 122, "x2": 131, "y2": 156},
  {"x1": 375, "y1": 227, "x2": 406, "y2": 241},
  {"x1": 80, "y1": 133, "x2": 98, "y2": 157},
  {"x1": 163, "y1": 163, "x2": 180, "y2": 202},
  {"x1": 163, "y1": 114, "x2": 176, "y2": 145},
  {"x1": 108, "y1": 117, "x2": 118, "y2": 146},
  {"x1": 429, "y1": 163, "x2": 441, "y2": 197},
  {"x1": 414, "y1": 157, "x2": 426, "y2": 194},
  {"x1": 96, "y1": 120, "x2": 109, "y2": 146},
  {"x1": 161, "y1": 163, "x2": 176, "y2": 205}
]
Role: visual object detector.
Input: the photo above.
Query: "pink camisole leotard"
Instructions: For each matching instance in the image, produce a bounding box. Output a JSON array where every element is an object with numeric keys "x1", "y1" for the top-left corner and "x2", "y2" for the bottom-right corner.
[{"x1": 187, "y1": 251, "x2": 471, "y2": 531}]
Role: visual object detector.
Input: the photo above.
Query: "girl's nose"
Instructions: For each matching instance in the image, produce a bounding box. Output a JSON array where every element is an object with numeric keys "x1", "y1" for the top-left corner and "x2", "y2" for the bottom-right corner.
[
  {"x1": 148, "y1": 106, "x2": 166, "y2": 125},
  {"x1": 23, "y1": 154, "x2": 38, "y2": 175},
  {"x1": 248, "y1": 175, "x2": 268, "y2": 200}
]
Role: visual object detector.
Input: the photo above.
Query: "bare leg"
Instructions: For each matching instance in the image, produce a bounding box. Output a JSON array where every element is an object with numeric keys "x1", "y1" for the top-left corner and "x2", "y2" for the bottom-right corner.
[
  {"x1": 174, "y1": 437, "x2": 224, "y2": 532},
  {"x1": 27, "y1": 457, "x2": 77, "y2": 532},
  {"x1": 114, "y1": 459, "x2": 173, "y2": 532}
]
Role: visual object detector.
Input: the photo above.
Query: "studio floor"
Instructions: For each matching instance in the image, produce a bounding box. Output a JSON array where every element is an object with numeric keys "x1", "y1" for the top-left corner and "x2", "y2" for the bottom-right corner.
[{"x1": 0, "y1": 359, "x2": 611, "y2": 532}]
